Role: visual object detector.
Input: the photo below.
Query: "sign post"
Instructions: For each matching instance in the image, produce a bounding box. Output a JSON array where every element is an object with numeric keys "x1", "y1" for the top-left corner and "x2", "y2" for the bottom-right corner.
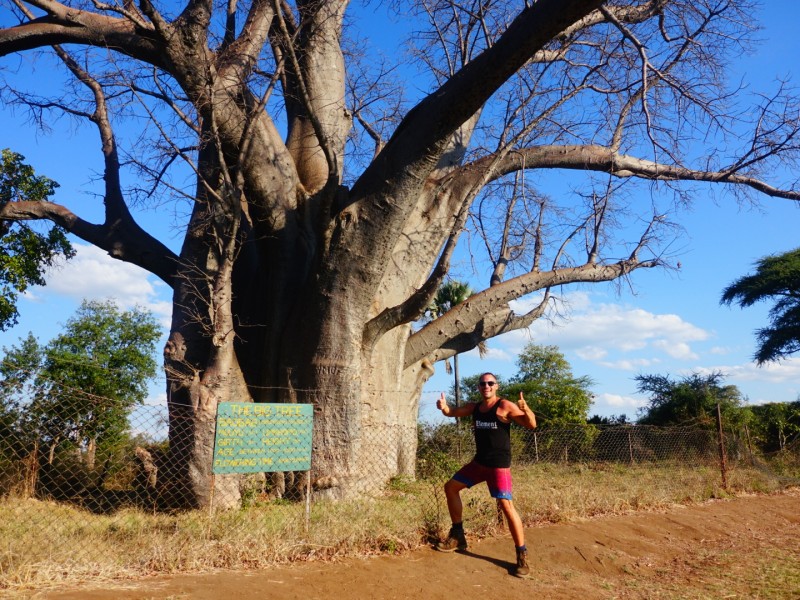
[
  {"x1": 212, "y1": 402, "x2": 314, "y2": 526},
  {"x1": 213, "y1": 402, "x2": 313, "y2": 474}
]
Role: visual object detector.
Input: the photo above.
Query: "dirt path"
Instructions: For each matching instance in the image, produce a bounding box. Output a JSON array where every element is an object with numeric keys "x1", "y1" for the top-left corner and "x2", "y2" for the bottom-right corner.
[{"x1": 27, "y1": 489, "x2": 800, "y2": 599}]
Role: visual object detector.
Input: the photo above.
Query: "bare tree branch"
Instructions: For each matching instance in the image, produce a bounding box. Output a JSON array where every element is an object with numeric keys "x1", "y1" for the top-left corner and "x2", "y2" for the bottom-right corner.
[
  {"x1": 0, "y1": 0, "x2": 163, "y2": 64},
  {"x1": 405, "y1": 254, "x2": 658, "y2": 368},
  {"x1": 463, "y1": 144, "x2": 800, "y2": 201}
]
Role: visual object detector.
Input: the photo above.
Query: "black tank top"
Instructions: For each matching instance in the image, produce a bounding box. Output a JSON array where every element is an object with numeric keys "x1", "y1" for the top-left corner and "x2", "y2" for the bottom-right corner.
[{"x1": 472, "y1": 401, "x2": 511, "y2": 468}]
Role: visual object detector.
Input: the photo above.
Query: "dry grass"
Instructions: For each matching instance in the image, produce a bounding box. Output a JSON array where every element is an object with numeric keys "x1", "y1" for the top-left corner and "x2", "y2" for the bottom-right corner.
[{"x1": 0, "y1": 461, "x2": 789, "y2": 593}]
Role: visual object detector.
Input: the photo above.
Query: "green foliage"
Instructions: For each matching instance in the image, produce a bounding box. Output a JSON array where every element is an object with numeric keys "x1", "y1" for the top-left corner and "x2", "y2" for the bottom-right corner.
[
  {"x1": 748, "y1": 401, "x2": 800, "y2": 453},
  {"x1": 454, "y1": 345, "x2": 593, "y2": 426},
  {"x1": 0, "y1": 333, "x2": 43, "y2": 453},
  {"x1": 0, "y1": 149, "x2": 75, "y2": 330},
  {"x1": 416, "y1": 422, "x2": 472, "y2": 479},
  {"x1": 0, "y1": 332, "x2": 42, "y2": 406},
  {"x1": 588, "y1": 414, "x2": 630, "y2": 425},
  {"x1": 452, "y1": 344, "x2": 593, "y2": 429},
  {"x1": 721, "y1": 248, "x2": 800, "y2": 364},
  {"x1": 426, "y1": 279, "x2": 481, "y2": 404},
  {"x1": 0, "y1": 300, "x2": 162, "y2": 471},
  {"x1": 507, "y1": 343, "x2": 594, "y2": 426},
  {"x1": 426, "y1": 280, "x2": 473, "y2": 320},
  {"x1": 453, "y1": 372, "x2": 504, "y2": 405},
  {"x1": 635, "y1": 371, "x2": 748, "y2": 428}
]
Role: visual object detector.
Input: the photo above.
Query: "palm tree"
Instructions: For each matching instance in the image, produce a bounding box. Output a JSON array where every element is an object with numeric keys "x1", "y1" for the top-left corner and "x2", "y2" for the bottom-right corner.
[{"x1": 427, "y1": 280, "x2": 486, "y2": 409}]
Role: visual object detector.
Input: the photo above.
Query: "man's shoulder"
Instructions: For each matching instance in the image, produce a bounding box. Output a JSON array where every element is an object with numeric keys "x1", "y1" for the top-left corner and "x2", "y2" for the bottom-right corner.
[{"x1": 496, "y1": 398, "x2": 522, "y2": 414}]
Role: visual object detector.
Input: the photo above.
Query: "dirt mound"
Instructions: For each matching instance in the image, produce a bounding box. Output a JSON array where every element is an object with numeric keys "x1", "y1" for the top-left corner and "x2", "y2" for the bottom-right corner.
[{"x1": 34, "y1": 489, "x2": 800, "y2": 599}]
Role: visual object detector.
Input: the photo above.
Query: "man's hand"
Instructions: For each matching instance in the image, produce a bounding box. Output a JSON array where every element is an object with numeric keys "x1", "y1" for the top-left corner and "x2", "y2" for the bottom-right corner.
[
  {"x1": 437, "y1": 392, "x2": 449, "y2": 415},
  {"x1": 516, "y1": 392, "x2": 537, "y2": 429},
  {"x1": 517, "y1": 391, "x2": 530, "y2": 413}
]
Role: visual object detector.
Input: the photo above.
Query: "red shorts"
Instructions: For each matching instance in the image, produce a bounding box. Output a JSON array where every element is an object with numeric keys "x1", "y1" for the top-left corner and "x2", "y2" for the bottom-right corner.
[{"x1": 452, "y1": 460, "x2": 513, "y2": 500}]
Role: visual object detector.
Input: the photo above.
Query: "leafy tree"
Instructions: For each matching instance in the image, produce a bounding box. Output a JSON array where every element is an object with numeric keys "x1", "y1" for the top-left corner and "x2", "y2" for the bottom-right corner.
[
  {"x1": 504, "y1": 344, "x2": 594, "y2": 426},
  {"x1": 0, "y1": 332, "x2": 42, "y2": 460},
  {"x1": 587, "y1": 414, "x2": 630, "y2": 426},
  {"x1": 749, "y1": 401, "x2": 800, "y2": 453},
  {"x1": 2, "y1": 2, "x2": 800, "y2": 505},
  {"x1": 0, "y1": 300, "x2": 161, "y2": 469},
  {"x1": 454, "y1": 373, "x2": 506, "y2": 406},
  {"x1": 0, "y1": 332, "x2": 42, "y2": 406},
  {"x1": 457, "y1": 344, "x2": 593, "y2": 426},
  {"x1": 635, "y1": 371, "x2": 748, "y2": 428},
  {"x1": 721, "y1": 248, "x2": 800, "y2": 364},
  {"x1": 0, "y1": 149, "x2": 74, "y2": 330}
]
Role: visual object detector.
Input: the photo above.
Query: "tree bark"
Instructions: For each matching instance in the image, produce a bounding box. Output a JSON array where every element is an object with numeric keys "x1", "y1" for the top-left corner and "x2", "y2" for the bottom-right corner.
[{"x1": 2, "y1": 0, "x2": 798, "y2": 509}]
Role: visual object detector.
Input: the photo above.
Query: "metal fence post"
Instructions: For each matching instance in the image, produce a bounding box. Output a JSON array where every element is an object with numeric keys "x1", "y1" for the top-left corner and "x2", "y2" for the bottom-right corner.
[
  {"x1": 716, "y1": 402, "x2": 728, "y2": 490},
  {"x1": 628, "y1": 430, "x2": 634, "y2": 464},
  {"x1": 305, "y1": 469, "x2": 311, "y2": 533}
]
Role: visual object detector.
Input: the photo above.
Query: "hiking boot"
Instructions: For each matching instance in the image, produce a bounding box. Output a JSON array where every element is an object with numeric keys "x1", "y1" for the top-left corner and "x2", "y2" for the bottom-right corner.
[
  {"x1": 514, "y1": 548, "x2": 531, "y2": 578},
  {"x1": 436, "y1": 527, "x2": 467, "y2": 552}
]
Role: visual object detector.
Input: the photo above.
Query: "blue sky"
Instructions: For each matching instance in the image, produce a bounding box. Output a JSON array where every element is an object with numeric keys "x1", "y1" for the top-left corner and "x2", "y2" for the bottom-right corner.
[{"x1": 1, "y1": 3, "x2": 800, "y2": 421}]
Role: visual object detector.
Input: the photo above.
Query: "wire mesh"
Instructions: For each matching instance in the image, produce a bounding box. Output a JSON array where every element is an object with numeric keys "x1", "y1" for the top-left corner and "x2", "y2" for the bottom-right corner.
[{"x1": 0, "y1": 396, "x2": 798, "y2": 590}]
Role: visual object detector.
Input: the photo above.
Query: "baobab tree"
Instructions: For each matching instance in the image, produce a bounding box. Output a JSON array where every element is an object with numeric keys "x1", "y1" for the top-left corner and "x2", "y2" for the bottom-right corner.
[{"x1": 0, "y1": 0, "x2": 799, "y2": 507}]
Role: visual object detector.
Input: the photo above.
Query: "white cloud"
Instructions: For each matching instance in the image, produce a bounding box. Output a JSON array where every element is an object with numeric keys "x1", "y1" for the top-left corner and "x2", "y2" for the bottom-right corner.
[
  {"x1": 709, "y1": 345, "x2": 732, "y2": 355},
  {"x1": 594, "y1": 392, "x2": 647, "y2": 411},
  {"x1": 41, "y1": 244, "x2": 172, "y2": 324},
  {"x1": 652, "y1": 339, "x2": 697, "y2": 360},
  {"x1": 496, "y1": 328, "x2": 536, "y2": 355},
  {"x1": 547, "y1": 305, "x2": 706, "y2": 350},
  {"x1": 502, "y1": 297, "x2": 710, "y2": 366},
  {"x1": 465, "y1": 346, "x2": 513, "y2": 361},
  {"x1": 598, "y1": 357, "x2": 661, "y2": 371},
  {"x1": 575, "y1": 346, "x2": 608, "y2": 361},
  {"x1": 45, "y1": 244, "x2": 155, "y2": 304},
  {"x1": 148, "y1": 301, "x2": 174, "y2": 329},
  {"x1": 694, "y1": 357, "x2": 800, "y2": 385},
  {"x1": 510, "y1": 290, "x2": 593, "y2": 315}
]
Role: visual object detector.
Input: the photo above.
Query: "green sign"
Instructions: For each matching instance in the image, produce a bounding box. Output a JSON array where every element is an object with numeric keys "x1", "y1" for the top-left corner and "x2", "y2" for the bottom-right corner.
[{"x1": 213, "y1": 403, "x2": 313, "y2": 474}]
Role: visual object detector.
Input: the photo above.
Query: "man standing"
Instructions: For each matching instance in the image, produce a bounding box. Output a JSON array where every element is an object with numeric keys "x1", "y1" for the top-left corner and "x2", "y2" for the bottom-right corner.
[{"x1": 435, "y1": 372, "x2": 537, "y2": 578}]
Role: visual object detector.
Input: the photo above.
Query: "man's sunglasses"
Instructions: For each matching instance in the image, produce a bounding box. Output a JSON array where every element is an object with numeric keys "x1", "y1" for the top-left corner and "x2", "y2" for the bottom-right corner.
[{"x1": 478, "y1": 381, "x2": 497, "y2": 387}]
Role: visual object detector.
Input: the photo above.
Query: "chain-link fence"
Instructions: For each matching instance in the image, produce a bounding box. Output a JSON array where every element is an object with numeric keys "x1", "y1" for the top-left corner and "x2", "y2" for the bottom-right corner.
[{"x1": 1, "y1": 398, "x2": 798, "y2": 590}]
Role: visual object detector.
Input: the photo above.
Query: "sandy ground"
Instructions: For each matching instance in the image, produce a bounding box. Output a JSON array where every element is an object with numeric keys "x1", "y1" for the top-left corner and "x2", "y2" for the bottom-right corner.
[{"x1": 19, "y1": 488, "x2": 800, "y2": 599}]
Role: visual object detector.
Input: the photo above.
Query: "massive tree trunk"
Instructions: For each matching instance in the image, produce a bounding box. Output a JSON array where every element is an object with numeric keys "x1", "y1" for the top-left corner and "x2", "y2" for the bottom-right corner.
[{"x1": 2, "y1": 0, "x2": 800, "y2": 508}]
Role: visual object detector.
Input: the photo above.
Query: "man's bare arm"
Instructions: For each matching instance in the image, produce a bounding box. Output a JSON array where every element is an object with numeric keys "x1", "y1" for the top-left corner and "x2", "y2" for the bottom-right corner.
[
  {"x1": 509, "y1": 392, "x2": 537, "y2": 429},
  {"x1": 436, "y1": 392, "x2": 474, "y2": 418}
]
